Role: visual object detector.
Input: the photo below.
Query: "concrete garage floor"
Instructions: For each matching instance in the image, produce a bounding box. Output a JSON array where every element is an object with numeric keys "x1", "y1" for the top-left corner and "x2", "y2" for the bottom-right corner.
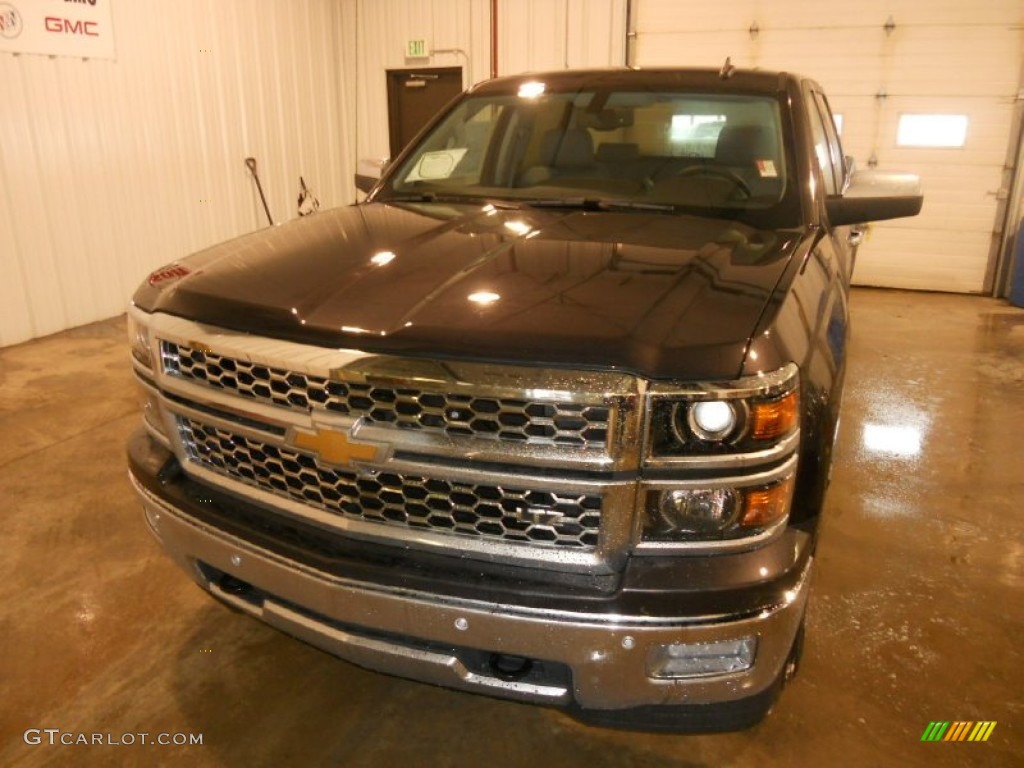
[{"x1": 0, "y1": 288, "x2": 1021, "y2": 767}]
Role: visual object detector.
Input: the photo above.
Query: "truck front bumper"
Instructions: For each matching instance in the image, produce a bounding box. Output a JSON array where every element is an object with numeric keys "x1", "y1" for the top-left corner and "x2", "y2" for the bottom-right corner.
[{"x1": 129, "y1": 457, "x2": 811, "y2": 715}]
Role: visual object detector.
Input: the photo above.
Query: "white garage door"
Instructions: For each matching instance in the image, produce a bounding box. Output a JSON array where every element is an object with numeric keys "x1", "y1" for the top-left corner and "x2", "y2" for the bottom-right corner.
[{"x1": 633, "y1": 0, "x2": 1024, "y2": 293}]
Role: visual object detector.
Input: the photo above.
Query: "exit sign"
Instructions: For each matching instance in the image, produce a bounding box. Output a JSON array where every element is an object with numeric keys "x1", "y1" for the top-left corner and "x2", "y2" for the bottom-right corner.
[{"x1": 406, "y1": 39, "x2": 428, "y2": 58}]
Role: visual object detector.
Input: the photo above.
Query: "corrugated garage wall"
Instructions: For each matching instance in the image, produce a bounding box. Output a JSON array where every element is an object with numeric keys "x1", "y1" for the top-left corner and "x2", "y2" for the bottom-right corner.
[
  {"x1": 633, "y1": 0, "x2": 1024, "y2": 294},
  {"x1": 0, "y1": 0, "x2": 358, "y2": 348}
]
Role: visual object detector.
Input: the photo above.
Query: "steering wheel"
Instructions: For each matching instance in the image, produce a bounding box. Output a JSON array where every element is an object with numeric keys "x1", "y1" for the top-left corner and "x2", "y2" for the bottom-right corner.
[{"x1": 673, "y1": 165, "x2": 752, "y2": 198}]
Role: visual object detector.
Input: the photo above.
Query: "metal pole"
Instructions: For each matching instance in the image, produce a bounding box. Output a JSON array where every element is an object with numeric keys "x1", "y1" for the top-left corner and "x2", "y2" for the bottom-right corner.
[
  {"x1": 245, "y1": 157, "x2": 274, "y2": 227},
  {"x1": 490, "y1": 0, "x2": 498, "y2": 79}
]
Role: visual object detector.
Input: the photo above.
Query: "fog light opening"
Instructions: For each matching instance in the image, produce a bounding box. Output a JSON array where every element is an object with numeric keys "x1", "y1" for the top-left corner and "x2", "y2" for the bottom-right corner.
[
  {"x1": 647, "y1": 637, "x2": 757, "y2": 680},
  {"x1": 218, "y1": 573, "x2": 253, "y2": 597}
]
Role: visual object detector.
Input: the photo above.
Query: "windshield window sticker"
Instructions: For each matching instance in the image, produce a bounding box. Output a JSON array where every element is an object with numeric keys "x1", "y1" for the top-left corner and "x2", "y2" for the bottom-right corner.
[
  {"x1": 756, "y1": 159, "x2": 778, "y2": 178},
  {"x1": 405, "y1": 148, "x2": 469, "y2": 182}
]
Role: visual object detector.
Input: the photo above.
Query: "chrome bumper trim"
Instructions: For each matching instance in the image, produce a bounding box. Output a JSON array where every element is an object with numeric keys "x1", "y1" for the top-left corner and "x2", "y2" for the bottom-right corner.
[
  {"x1": 214, "y1": 587, "x2": 572, "y2": 704},
  {"x1": 133, "y1": 471, "x2": 811, "y2": 710}
]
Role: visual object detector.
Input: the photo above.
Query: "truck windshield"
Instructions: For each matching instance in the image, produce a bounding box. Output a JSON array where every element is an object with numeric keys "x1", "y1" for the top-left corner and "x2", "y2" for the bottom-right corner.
[{"x1": 381, "y1": 87, "x2": 793, "y2": 219}]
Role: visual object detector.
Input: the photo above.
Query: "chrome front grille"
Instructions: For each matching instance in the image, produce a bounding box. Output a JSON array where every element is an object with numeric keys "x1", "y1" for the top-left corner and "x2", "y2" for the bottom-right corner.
[
  {"x1": 161, "y1": 341, "x2": 611, "y2": 449},
  {"x1": 146, "y1": 314, "x2": 641, "y2": 567},
  {"x1": 178, "y1": 417, "x2": 603, "y2": 549}
]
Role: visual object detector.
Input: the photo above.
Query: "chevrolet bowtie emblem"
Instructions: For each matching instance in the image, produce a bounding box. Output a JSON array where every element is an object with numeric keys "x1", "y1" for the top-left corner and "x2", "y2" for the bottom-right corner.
[{"x1": 289, "y1": 425, "x2": 381, "y2": 466}]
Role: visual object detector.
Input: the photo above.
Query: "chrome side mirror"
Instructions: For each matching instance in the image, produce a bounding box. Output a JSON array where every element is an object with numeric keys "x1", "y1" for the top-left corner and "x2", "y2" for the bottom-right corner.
[
  {"x1": 826, "y1": 170, "x2": 923, "y2": 226},
  {"x1": 355, "y1": 158, "x2": 389, "y2": 194}
]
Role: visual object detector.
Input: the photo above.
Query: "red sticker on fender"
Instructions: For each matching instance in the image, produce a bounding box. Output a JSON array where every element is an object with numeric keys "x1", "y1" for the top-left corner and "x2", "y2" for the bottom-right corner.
[{"x1": 148, "y1": 264, "x2": 191, "y2": 285}]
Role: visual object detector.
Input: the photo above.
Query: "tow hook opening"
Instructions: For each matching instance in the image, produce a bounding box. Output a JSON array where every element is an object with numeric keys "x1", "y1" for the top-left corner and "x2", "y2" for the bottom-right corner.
[
  {"x1": 218, "y1": 573, "x2": 253, "y2": 596},
  {"x1": 201, "y1": 562, "x2": 264, "y2": 612},
  {"x1": 489, "y1": 653, "x2": 534, "y2": 682}
]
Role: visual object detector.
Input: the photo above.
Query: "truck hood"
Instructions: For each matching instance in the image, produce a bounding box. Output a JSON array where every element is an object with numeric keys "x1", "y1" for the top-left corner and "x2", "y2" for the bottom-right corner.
[{"x1": 135, "y1": 202, "x2": 804, "y2": 381}]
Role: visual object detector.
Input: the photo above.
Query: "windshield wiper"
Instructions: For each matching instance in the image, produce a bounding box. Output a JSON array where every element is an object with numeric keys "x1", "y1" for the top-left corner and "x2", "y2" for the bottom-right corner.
[
  {"x1": 379, "y1": 192, "x2": 443, "y2": 203},
  {"x1": 379, "y1": 192, "x2": 522, "y2": 209},
  {"x1": 523, "y1": 197, "x2": 676, "y2": 213},
  {"x1": 380, "y1": 193, "x2": 674, "y2": 213}
]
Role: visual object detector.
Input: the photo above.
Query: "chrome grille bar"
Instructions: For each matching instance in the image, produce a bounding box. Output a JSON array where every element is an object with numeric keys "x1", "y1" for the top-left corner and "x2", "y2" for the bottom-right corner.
[
  {"x1": 178, "y1": 416, "x2": 602, "y2": 549},
  {"x1": 162, "y1": 341, "x2": 613, "y2": 450}
]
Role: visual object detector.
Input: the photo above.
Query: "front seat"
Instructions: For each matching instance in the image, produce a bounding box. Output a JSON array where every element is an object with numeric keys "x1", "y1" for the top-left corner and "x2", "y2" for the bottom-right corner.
[
  {"x1": 714, "y1": 124, "x2": 781, "y2": 196},
  {"x1": 519, "y1": 127, "x2": 607, "y2": 186}
]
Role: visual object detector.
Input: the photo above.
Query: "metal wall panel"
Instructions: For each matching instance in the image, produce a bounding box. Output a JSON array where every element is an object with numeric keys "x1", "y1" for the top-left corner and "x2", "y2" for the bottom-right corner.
[
  {"x1": 636, "y1": 0, "x2": 1024, "y2": 36},
  {"x1": 634, "y1": 0, "x2": 1024, "y2": 293},
  {"x1": 498, "y1": 0, "x2": 626, "y2": 74},
  {"x1": 0, "y1": 0, "x2": 356, "y2": 347},
  {"x1": 499, "y1": 0, "x2": 569, "y2": 74},
  {"x1": 354, "y1": 0, "x2": 626, "y2": 163},
  {"x1": 567, "y1": 0, "x2": 627, "y2": 70}
]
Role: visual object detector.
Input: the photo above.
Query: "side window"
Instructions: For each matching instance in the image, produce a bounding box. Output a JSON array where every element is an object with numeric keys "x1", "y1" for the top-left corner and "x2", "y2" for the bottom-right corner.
[
  {"x1": 813, "y1": 92, "x2": 846, "y2": 191},
  {"x1": 805, "y1": 87, "x2": 839, "y2": 195}
]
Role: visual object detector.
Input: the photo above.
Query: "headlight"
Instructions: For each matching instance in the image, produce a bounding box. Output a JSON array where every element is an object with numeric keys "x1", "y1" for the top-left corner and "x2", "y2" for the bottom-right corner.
[
  {"x1": 643, "y1": 474, "x2": 795, "y2": 543},
  {"x1": 648, "y1": 364, "x2": 799, "y2": 458},
  {"x1": 655, "y1": 488, "x2": 741, "y2": 536},
  {"x1": 640, "y1": 364, "x2": 800, "y2": 546},
  {"x1": 139, "y1": 387, "x2": 171, "y2": 444},
  {"x1": 686, "y1": 400, "x2": 738, "y2": 440},
  {"x1": 127, "y1": 308, "x2": 169, "y2": 443},
  {"x1": 127, "y1": 310, "x2": 153, "y2": 369}
]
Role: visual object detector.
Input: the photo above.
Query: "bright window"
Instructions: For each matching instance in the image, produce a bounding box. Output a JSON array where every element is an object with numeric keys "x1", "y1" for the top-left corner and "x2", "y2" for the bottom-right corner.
[
  {"x1": 669, "y1": 114, "x2": 726, "y2": 157},
  {"x1": 670, "y1": 114, "x2": 726, "y2": 140},
  {"x1": 897, "y1": 114, "x2": 968, "y2": 148},
  {"x1": 832, "y1": 113, "x2": 843, "y2": 136}
]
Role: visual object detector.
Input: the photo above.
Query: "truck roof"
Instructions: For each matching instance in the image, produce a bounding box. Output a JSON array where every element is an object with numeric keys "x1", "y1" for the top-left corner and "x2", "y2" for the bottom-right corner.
[{"x1": 469, "y1": 67, "x2": 802, "y2": 96}]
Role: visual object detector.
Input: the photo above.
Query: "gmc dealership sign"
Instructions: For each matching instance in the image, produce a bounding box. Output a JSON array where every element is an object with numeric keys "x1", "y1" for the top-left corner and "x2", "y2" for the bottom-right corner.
[{"x1": 0, "y1": 0, "x2": 115, "y2": 60}]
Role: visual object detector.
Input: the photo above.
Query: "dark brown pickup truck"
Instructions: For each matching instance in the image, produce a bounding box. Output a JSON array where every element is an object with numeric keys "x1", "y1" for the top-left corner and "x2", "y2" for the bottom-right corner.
[{"x1": 127, "y1": 67, "x2": 921, "y2": 731}]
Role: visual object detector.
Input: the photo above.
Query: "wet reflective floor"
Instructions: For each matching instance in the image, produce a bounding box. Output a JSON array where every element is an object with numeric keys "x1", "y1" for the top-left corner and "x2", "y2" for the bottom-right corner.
[{"x1": 0, "y1": 288, "x2": 1021, "y2": 767}]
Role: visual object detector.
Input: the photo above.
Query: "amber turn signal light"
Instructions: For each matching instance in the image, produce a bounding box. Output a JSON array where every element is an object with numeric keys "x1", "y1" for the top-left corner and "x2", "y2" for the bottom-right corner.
[
  {"x1": 749, "y1": 390, "x2": 799, "y2": 441},
  {"x1": 741, "y1": 476, "x2": 795, "y2": 527}
]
